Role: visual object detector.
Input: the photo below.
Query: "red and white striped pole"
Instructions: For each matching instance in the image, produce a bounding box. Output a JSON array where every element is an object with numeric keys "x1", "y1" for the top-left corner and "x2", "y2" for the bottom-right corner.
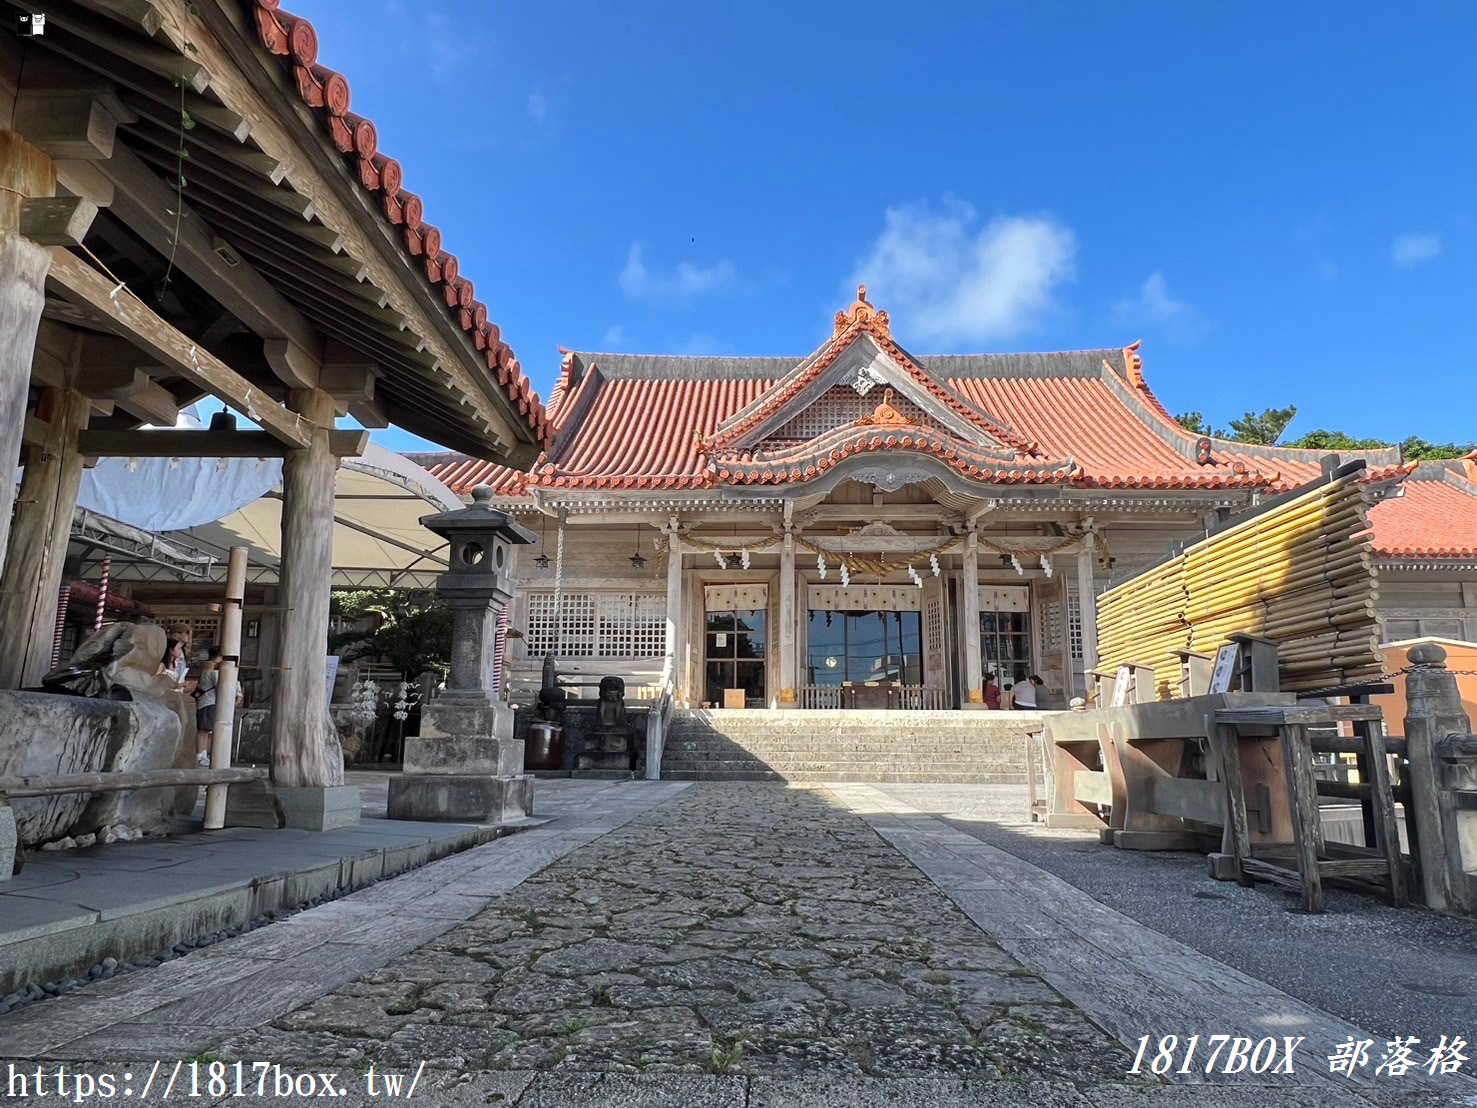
[
  {"x1": 94, "y1": 558, "x2": 111, "y2": 631},
  {"x1": 51, "y1": 583, "x2": 71, "y2": 668}
]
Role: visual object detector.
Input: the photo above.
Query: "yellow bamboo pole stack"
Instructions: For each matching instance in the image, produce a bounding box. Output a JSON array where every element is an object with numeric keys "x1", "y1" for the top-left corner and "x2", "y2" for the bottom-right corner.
[{"x1": 1094, "y1": 469, "x2": 1382, "y2": 697}]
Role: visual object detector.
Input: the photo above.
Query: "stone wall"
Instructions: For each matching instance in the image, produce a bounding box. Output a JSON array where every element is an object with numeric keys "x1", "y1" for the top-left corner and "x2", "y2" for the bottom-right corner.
[{"x1": 0, "y1": 690, "x2": 184, "y2": 846}]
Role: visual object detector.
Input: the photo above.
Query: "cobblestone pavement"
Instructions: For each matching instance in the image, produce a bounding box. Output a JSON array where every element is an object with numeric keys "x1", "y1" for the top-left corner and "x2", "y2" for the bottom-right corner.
[{"x1": 219, "y1": 783, "x2": 1130, "y2": 1082}]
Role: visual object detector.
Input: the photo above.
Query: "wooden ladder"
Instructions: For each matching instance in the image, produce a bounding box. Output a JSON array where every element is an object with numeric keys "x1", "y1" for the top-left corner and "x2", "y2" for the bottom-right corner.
[{"x1": 1211, "y1": 703, "x2": 1407, "y2": 913}]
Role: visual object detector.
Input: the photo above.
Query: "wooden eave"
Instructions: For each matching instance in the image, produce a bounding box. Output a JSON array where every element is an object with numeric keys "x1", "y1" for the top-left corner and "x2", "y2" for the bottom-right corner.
[{"x1": 24, "y1": 0, "x2": 539, "y2": 464}]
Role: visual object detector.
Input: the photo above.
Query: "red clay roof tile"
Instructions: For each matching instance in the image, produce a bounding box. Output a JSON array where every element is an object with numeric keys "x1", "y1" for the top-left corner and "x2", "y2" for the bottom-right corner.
[
  {"x1": 1369, "y1": 468, "x2": 1477, "y2": 558},
  {"x1": 250, "y1": 0, "x2": 546, "y2": 444}
]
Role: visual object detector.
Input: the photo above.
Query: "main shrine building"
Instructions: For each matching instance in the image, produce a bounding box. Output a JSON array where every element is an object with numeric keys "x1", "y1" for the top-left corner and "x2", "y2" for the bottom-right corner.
[{"x1": 419, "y1": 289, "x2": 1417, "y2": 711}]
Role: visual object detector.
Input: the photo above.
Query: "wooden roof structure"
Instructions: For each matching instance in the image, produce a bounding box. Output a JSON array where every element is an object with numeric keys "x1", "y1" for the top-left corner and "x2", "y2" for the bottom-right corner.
[{"x1": 9, "y1": 0, "x2": 545, "y2": 460}]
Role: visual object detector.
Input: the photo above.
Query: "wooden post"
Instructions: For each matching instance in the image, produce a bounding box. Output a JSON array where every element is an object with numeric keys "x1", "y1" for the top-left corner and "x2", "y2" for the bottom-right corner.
[
  {"x1": 778, "y1": 533, "x2": 797, "y2": 706},
  {"x1": 0, "y1": 387, "x2": 90, "y2": 688},
  {"x1": 664, "y1": 531, "x2": 685, "y2": 703},
  {"x1": 1077, "y1": 533, "x2": 1100, "y2": 673},
  {"x1": 270, "y1": 388, "x2": 344, "y2": 789},
  {"x1": 0, "y1": 132, "x2": 58, "y2": 578},
  {"x1": 961, "y1": 531, "x2": 984, "y2": 703},
  {"x1": 1403, "y1": 642, "x2": 1475, "y2": 912},
  {"x1": 204, "y1": 546, "x2": 247, "y2": 829}
]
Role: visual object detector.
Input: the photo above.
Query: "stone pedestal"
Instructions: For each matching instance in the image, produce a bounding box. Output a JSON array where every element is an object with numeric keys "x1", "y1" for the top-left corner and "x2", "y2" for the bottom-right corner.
[
  {"x1": 385, "y1": 487, "x2": 536, "y2": 825},
  {"x1": 388, "y1": 698, "x2": 533, "y2": 822},
  {"x1": 0, "y1": 803, "x2": 17, "y2": 882},
  {"x1": 277, "y1": 785, "x2": 360, "y2": 831},
  {"x1": 574, "y1": 729, "x2": 636, "y2": 775}
]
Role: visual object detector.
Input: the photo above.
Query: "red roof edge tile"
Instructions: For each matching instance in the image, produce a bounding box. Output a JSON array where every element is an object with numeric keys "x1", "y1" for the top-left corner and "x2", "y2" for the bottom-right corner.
[{"x1": 248, "y1": 1, "x2": 547, "y2": 446}]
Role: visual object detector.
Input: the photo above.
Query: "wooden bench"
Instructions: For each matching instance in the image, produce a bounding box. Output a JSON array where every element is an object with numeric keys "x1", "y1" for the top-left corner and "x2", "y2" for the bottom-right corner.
[{"x1": 1211, "y1": 704, "x2": 1406, "y2": 913}]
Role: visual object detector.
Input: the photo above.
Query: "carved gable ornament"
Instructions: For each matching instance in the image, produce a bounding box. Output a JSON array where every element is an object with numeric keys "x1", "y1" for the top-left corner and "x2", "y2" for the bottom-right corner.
[{"x1": 834, "y1": 285, "x2": 891, "y2": 340}]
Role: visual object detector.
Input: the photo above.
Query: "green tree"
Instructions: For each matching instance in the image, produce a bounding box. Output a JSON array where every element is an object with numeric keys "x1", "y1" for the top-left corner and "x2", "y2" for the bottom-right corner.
[
  {"x1": 1226, "y1": 405, "x2": 1298, "y2": 446},
  {"x1": 1400, "y1": 436, "x2": 1474, "y2": 460},
  {"x1": 1284, "y1": 428, "x2": 1389, "y2": 452},
  {"x1": 1174, "y1": 411, "x2": 1221, "y2": 437},
  {"x1": 329, "y1": 589, "x2": 453, "y2": 679}
]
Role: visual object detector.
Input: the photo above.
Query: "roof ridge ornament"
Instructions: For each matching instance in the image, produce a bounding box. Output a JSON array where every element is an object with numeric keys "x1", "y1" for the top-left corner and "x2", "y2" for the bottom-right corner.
[
  {"x1": 834, "y1": 284, "x2": 892, "y2": 340},
  {"x1": 855, "y1": 388, "x2": 910, "y2": 428}
]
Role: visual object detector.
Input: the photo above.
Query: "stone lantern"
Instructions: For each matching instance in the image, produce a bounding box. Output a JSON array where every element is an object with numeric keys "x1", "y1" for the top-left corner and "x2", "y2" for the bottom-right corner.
[{"x1": 387, "y1": 485, "x2": 537, "y2": 822}]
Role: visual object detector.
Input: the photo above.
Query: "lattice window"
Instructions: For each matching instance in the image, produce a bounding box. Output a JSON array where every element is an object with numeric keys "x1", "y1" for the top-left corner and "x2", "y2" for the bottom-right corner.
[
  {"x1": 525, "y1": 592, "x2": 664, "y2": 659},
  {"x1": 1067, "y1": 593, "x2": 1083, "y2": 661},
  {"x1": 525, "y1": 592, "x2": 561, "y2": 658},
  {"x1": 561, "y1": 594, "x2": 597, "y2": 658},
  {"x1": 765, "y1": 384, "x2": 936, "y2": 444},
  {"x1": 1044, "y1": 599, "x2": 1063, "y2": 656},
  {"x1": 925, "y1": 595, "x2": 944, "y2": 655},
  {"x1": 632, "y1": 594, "x2": 666, "y2": 656}
]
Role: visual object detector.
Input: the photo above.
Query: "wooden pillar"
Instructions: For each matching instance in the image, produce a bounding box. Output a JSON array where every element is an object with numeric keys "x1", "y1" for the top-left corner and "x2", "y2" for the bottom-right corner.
[
  {"x1": 1077, "y1": 532, "x2": 1100, "y2": 673},
  {"x1": 778, "y1": 533, "x2": 797, "y2": 706},
  {"x1": 0, "y1": 133, "x2": 58, "y2": 578},
  {"x1": 270, "y1": 387, "x2": 344, "y2": 788},
  {"x1": 962, "y1": 532, "x2": 984, "y2": 703},
  {"x1": 663, "y1": 532, "x2": 685, "y2": 702},
  {"x1": 204, "y1": 547, "x2": 247, "y2": 829},
  {"x1": 0, "y1": 387, "x2": 90, "y2": 688}
]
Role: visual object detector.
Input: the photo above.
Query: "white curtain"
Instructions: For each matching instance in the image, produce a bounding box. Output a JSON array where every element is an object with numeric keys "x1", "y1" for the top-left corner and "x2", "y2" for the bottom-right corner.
[
  {"x1": 704, "y1": 584, "x2": 769, "y2": 613},
  {"x1": 807, "y1": 584, "x2": 922, "y2": 612}
]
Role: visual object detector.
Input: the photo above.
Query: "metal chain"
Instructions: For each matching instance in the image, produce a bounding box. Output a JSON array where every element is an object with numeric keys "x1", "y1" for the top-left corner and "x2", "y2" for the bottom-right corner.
[
  {"x1": 1376, "y1": 664, "x2": 1477, "y2": 680},
  {"x1": 552, "y1": 510, "x2": 566, "y2": 653}
]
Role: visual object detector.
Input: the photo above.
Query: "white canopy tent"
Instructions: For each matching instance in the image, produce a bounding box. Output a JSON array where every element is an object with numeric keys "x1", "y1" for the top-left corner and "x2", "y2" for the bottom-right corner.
[{"x1": 75, "y1": 442, "x2": 461, "y2": 587}]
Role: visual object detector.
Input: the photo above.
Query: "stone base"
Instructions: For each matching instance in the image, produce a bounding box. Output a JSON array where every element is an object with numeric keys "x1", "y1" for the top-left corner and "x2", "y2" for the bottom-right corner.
[
  {"x1": 277, "y1": 785, "x2": 361, "y2": 831},
  {"x1": 403, "y1": 735, "x2": 524, "y2": 777},
  {"x1": 387, "y1": 774, "x2": 533, "y2": 823},
  {"x1": 223, "y1": 777, "x2": 285, "y2": 829},
  {"x1": 0, "y1": 803, "x2": 16, "y2": 882},
  {"x1": 419, "y1": 698, "x2": 514, "y2": 742},
  {"x1": 571, "y1": 769, "x2": 635, "y2": 781}
]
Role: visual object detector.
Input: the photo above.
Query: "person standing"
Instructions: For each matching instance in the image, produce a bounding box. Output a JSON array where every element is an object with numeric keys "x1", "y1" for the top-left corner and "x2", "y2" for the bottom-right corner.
[
  {"x1": 192, "y1": 647, "x2": 221, "y2": 766},
  {"x1": 159, "y1": 638, "x2": 188, "y2": 690}
]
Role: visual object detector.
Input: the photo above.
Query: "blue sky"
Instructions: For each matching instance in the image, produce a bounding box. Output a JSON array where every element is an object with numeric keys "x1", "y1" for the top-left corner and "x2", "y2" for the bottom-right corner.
[{"x1": 284, "y1": 1, "x2": 1475, "y2": 453}]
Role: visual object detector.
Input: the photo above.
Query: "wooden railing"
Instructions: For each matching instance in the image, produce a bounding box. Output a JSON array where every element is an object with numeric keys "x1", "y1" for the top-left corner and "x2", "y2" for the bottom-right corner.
[{"x1": 798, "y1": 685, "x2": 949, "y2": 711}]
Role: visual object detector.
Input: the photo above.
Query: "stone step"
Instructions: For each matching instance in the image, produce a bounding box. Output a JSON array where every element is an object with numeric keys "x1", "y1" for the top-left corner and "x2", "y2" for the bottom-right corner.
[
  {"x1": 661, "y1": 759, "x2": 1023, "y2": 774},
  {"x1": 661, "y1": 769, "x2": 1024, "y2": 783}
]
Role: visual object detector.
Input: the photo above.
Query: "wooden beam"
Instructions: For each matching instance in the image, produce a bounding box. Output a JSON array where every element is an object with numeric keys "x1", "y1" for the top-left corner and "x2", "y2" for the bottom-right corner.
[
  {"x1": 94, "y1": 144, "x2": 323, "y2": 387},
  {"x1": 78, "y1": 427, "x2": 366, "y2": 458},
  {"x1": 30, "y1": 1, "x2": 210, "y2": 93},
  {"x1": 19, "y1": 196, "x2": 99, "y2": 246},
  {"x1": 55, "y1": 160, "x2": 116, "y2": 208},
  {"x1": 46, "y1": 246, "x2": 312, "y2": 448},
  {"x1": 81, "y1": 0, "x2": 166, "y2": 37},
  {"x1": 159, "y1": 0, "x2": 524, "y2": 458},
  {"x1": 11, "y1": 92, "x2": 127, "y2": 160},
  {"x1": 73, "y1": 364, "x2": 179, "y2": 426}
]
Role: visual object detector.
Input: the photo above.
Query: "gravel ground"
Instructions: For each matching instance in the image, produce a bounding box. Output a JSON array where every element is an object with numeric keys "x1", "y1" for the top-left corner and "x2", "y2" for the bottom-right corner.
[{"x1": 877, "y1": 783, "x2": 1477, "y2": 1046}]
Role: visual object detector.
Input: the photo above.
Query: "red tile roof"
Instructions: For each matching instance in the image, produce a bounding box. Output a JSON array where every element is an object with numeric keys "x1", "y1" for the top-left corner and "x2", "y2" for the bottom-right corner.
[
  {"x1": 249, "y1": 0, "x2": 547, "y2": 443},
  {"x1": 417, "y1": 292, "x2": 1412, "y2": 501},
  {"x1": 1369, "y1": 462, "x2": 1477, "y2": 558}
]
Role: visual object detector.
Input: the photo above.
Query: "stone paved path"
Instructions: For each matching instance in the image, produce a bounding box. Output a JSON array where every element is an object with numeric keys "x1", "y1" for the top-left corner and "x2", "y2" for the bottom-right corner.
[{"x1": 222, "y1": 783, "x2": 1129, "y2": 1082}]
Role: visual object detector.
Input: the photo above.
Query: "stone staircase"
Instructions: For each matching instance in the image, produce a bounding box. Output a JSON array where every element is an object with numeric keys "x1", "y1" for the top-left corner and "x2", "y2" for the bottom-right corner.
[{"x1": 659, "y1": 708, "x2": 1042, "y2": 783}]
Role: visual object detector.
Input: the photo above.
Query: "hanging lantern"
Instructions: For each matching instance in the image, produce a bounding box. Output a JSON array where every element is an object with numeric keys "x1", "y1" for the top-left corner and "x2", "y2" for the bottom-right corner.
[
  {"x1": 533, "y1": 512, "x2": 551, "y2": 569},
  {"x1": 628, "y1": 524, "x2": 647, "y2": 570}
]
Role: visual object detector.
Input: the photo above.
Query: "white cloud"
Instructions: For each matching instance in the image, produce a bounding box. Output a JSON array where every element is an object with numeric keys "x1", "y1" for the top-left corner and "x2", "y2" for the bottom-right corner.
[
  {"x1": 619, "y1": 244, "x2": 737, "y2": 301},
  {"x1": 1113, "y1": 272, "x2": 1209, "y2": 344},
  {"x1": 527, "y1": 92, "x2": 549, "y2": 123},
  {"x1": 1391, "y1": 232, "x2": 1441, "y2": 269},
  {"x1": 424, "y1": 10, "x2": 478, "y2": 81},
  {"x1": 849, "y1": 201, "x2": 1075, "y2": 345},
  {"x1": 601, "y1": 324, "x2": 626, "y2": 348}
]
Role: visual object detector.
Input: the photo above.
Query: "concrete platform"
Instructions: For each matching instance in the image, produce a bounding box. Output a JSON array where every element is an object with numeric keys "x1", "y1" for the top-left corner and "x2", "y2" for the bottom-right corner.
[{"x1": 0, "y1": 771, "x2": 538, "y2": 997}]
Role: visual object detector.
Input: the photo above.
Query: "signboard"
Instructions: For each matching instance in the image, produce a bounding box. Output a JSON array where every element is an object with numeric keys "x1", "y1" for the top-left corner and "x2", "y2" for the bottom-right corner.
[
  {"x1": 324, "y1": 655, "x2": 340, "y2": 708},
  {"x1": 1110, "y1": 664, "x2": 1133, "y2": 706},
  {"x1": 1209, "y1": 644, "x2": 1240, "y2": 694}
]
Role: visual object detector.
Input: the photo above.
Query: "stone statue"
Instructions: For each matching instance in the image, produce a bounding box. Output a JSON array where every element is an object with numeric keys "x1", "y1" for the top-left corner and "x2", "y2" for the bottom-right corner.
[
  {"x1": 574, "y1": 674, "x2": 636, "y2": 774},
  {"x1": 596, "y1": 675, "x2": 628, "y2": 731},
  {"x1": 536, "y1": 652, "x2": 568, "y2": 724}
]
